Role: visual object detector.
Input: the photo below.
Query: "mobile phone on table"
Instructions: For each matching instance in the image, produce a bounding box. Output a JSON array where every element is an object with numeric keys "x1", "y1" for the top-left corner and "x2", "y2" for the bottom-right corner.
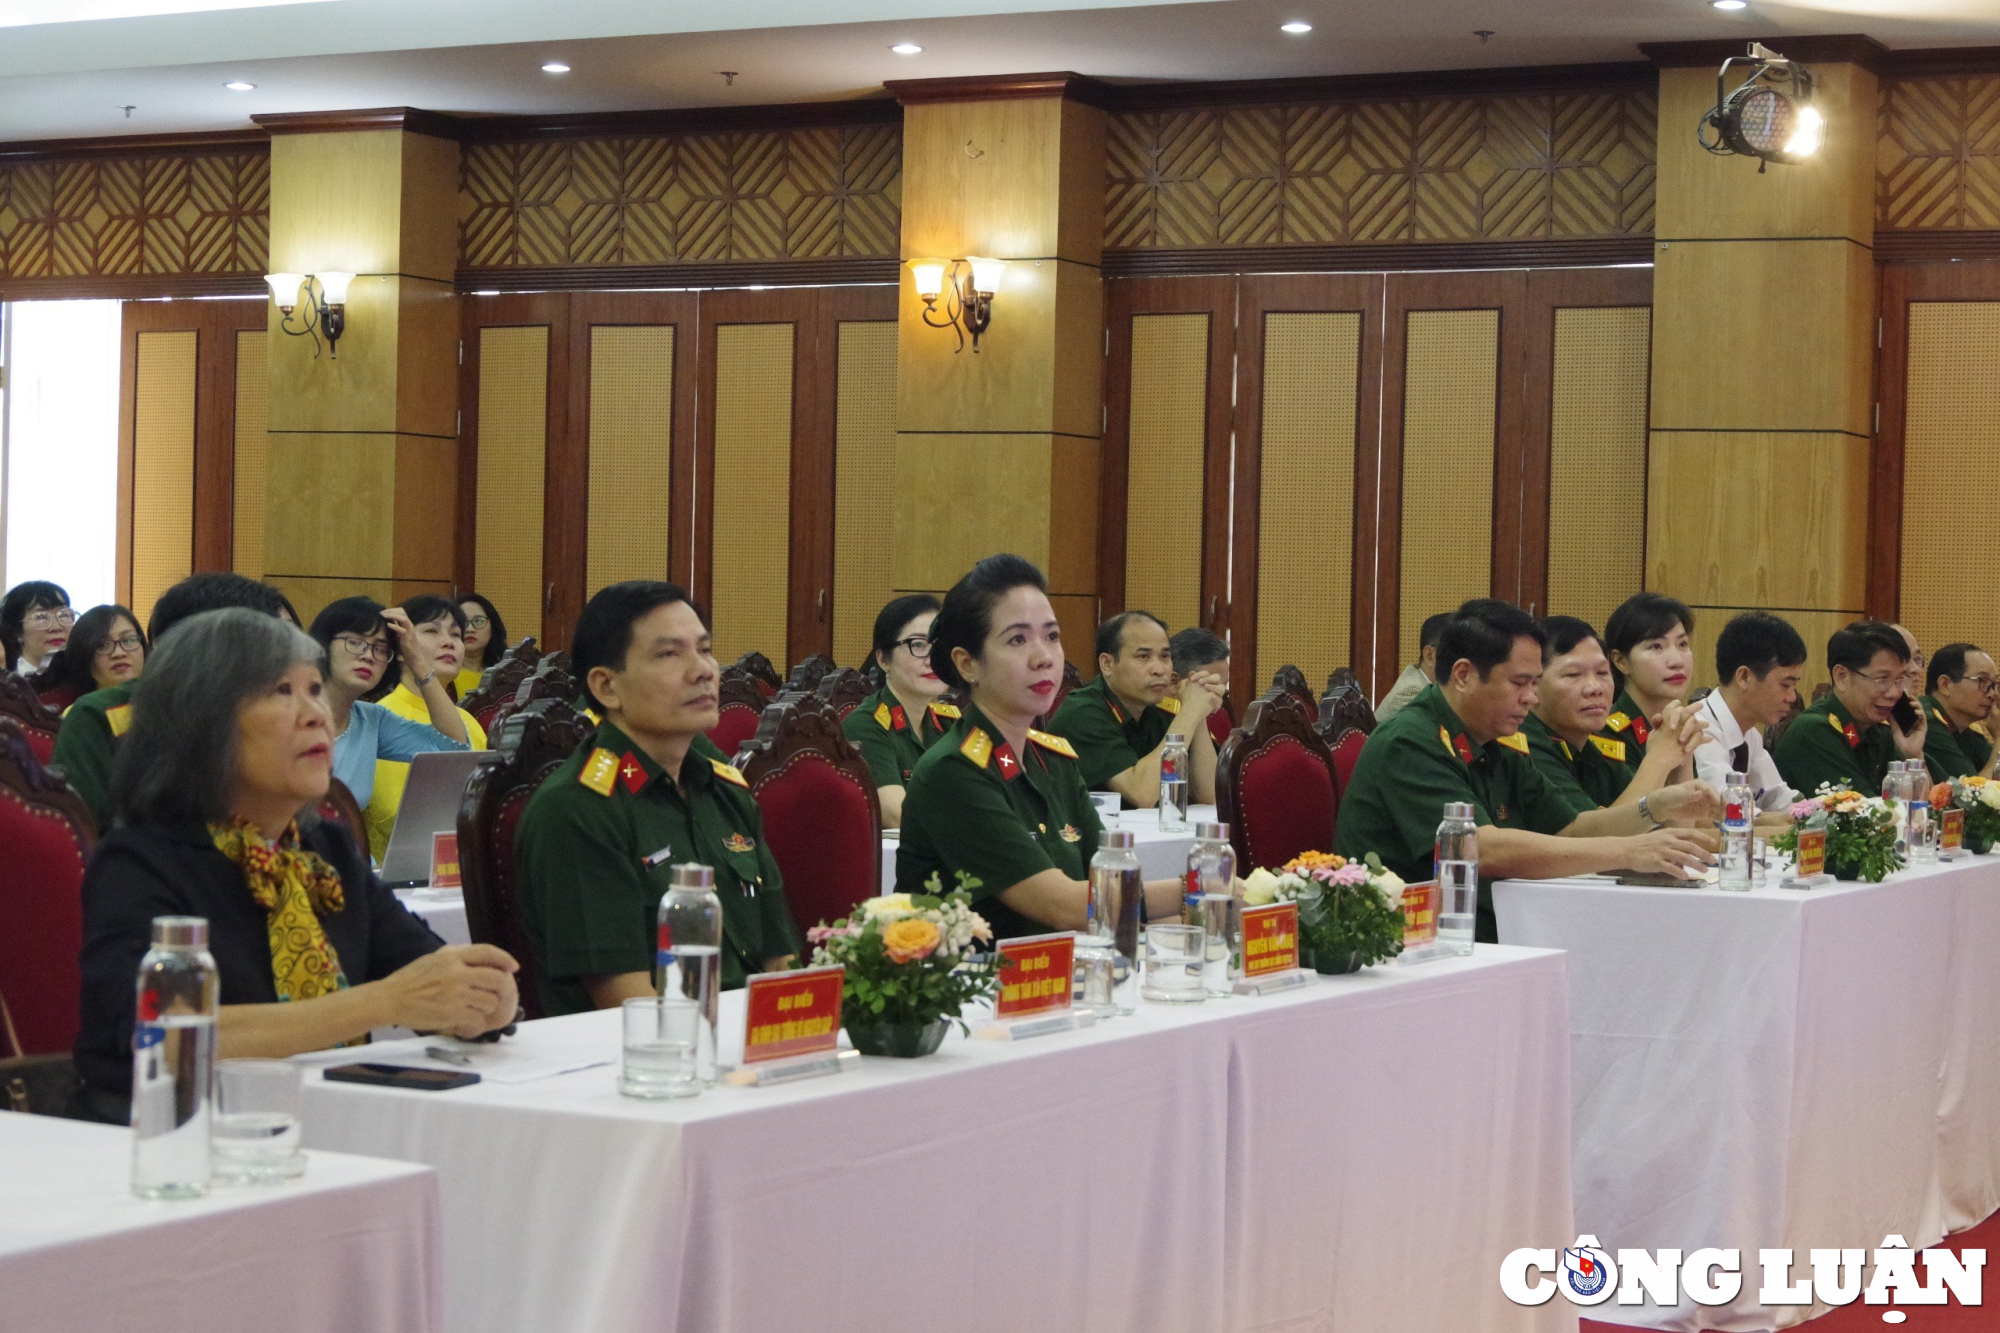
[{"x1": 324, "y1": 1062, "x2": 480, "y2": 1091}]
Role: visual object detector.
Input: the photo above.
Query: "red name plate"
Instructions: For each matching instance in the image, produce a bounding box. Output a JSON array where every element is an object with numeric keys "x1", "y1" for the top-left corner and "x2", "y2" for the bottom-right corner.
[
  {"x1": 1795, "y1": 827, "x2": 1827, "y2": 879},
  {"x1": 1942, "y1": 807, "x2": 1965, "y2": 852},
  {"x1": 430, "y1": 832, "x2": 461, "y2": 889},
  {"x1": 996, "y1": 933, "x2": 1076, "y2": 1019},
  {"x1": 1401, "y1": 880, "x2": 1439, "y2": 948},
  {"x1": 1241, "y1": 901, "x2": 1300, "y2": 977},
  {"x1": 743, "y1": 966, "x2": 844, "y2": 1064}
]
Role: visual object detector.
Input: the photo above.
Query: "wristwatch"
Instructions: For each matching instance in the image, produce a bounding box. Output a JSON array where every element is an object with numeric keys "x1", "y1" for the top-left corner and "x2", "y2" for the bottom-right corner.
[{"x1": 1637, "y1": 794, "x2": 1663, "y2": 829}]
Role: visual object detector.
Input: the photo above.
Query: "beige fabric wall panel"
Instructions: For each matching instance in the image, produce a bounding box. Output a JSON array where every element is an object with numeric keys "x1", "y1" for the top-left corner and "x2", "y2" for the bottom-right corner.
[
  {"x1": 709, "y1": 322, "x2": 795, "y2": 666},
  {"x1": 1398, "y1": 309, "x2": 1498, "y2": 664},
  {"x1": 1902, "y1": 301, "x2": 2000, "y2": 656},
  {"x1": 1547, "y1": 306, "x2": 1649, "y2": 630},
  {"x1": 1123, "y1": 313, "x2": 1209, "y2": 634},
  {"x1": 586, "y1": 325, "x2": 676, "y2": 592},
  {"x1": 130, "y1": 330, "x2": 198, "y2": 629},
  {"x1": 474, "y1": 325, "x2": 550, "y2": 644},
  {"x1": 231, "y1": 328, "x2": 269, "y2": 579},
  {"x1": 833, "y1": 321, "x2": 899, "y2": 668},
  {"x1": 1257, "y1": 310, "x2": 1360, "y2": 687}
]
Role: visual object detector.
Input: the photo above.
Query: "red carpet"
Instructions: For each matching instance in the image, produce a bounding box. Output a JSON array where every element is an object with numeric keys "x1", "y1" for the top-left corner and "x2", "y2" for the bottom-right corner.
[{"x1": 1580, "y1": 1208, "x2": 1997, "y2": 1333}]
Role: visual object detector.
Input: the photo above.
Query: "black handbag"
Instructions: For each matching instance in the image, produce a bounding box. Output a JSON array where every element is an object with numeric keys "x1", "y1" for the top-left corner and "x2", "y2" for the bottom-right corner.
[{"x1": 0, "y1": 990, "x2": 80, "y2": 1117}]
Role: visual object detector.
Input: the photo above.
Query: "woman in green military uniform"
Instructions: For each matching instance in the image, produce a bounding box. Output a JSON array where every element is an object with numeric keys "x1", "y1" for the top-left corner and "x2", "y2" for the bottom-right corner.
[
  {"x1": 1597, "y1": 592, "x2": 1700, "y2": 775},
  {"x1": 896, "y1": 555, "x2": 1185, "y2": 941},
  {"x1": 842, "y1": 594, "x2": 956, "y2": 827}
]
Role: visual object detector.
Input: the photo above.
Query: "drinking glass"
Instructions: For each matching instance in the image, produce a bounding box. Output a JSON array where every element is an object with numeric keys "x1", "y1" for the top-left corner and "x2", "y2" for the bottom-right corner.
[
  {"x1": 621, "y1": 996, "x2": 701, "y2": 1100},
  {"x1": 212, "y1": 1059, "x2": 305, "y2": 1183},
  {"x1": 1074, "y1": 942, "x2": 1119, "y2": 1017},
  {"x1": 1141, "y1": 924, "x2": 1207, "y2": 1004}
]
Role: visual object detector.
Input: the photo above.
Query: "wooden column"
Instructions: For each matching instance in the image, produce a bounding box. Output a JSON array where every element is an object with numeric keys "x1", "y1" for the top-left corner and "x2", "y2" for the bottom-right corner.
[
  {"x1": 1642, "y1": 38, "x2": 1881, "y2": 683},
  {"x1": 885, "y1": 74, "x2": 1107, "y2": 666},
  {"x1": 253, "y1": 108, "x2": 460, "y2": 626}
]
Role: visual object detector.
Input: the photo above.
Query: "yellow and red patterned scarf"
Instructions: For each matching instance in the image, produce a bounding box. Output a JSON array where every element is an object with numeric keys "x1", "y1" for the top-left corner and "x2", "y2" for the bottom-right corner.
[{"x1": 208, "y1": 819, "x2": 350, "y2": 1002}]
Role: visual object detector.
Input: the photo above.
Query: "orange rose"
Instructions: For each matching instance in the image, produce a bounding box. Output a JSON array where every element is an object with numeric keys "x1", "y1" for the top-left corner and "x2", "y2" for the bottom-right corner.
[
  {"x1": 881, "y1": 917, "x2": 941, "y2": 963},
  {"x1": 1282, "y1": 850, "x2": 1345, "y2": 873}
]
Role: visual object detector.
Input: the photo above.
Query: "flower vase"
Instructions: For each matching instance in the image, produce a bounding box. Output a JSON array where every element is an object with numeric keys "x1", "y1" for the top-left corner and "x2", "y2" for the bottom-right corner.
[
  {"x1": 845, "y1": 1017, "x2": 948, "y2": 1058},
  {"x1": 1305, "y1": 944, "x2": 1365, "y2": 975}
]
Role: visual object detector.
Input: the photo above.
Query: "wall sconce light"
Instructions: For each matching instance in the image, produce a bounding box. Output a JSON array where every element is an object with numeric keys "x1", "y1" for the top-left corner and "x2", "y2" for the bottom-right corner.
[
  {"x1": 912, "y1": 256, "x2": 1007, "y2": 352},
  {"x1": 265, "y1": 271, "x2": 355, "y2": 358}
]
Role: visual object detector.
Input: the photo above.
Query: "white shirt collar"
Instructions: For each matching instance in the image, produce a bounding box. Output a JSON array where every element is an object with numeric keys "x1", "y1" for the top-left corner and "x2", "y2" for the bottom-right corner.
[{"x1": 1701, "y1": 690, "x2": 1752, "y2": 749}]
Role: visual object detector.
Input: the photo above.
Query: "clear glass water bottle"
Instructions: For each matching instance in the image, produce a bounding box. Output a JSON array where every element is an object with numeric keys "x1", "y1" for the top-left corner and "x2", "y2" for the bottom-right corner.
[
  {"x1": 1435, "y1": 803, "x2": 1479, "y2": 956},
  {"x1": 657, "y1": 864, "x2": 722, "y2": 1084},
  {"x1": 1090, "y1": 830, "x2": 1143, "y2": 1014},
  {"x1": 1883, "y1": 761, "x2": 1912, "y2": 859},
  {"x1": 131, "y1": 915, "x2": 218, "y2": 1200},
  {"x1": 1908, "y1": 767, "x2": 1937, "y2": 865},
  {"x1": 1184, "y1": 822, "x2": 1237, "y2": 996},
  {"x1": 1158, "y1": 736, "x2": 1190, "y2": 832},
  {"x1": 1719, "y1": 770, "x2": 1754, "y2": 891}
]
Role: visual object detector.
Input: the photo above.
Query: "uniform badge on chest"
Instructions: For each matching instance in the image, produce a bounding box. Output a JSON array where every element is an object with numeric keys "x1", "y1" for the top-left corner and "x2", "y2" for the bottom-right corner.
[
  {"x1": 723, "y1": 832, "x2": 755, "y2": 854},
  {"x1": 1058, "y1": 823, "x2": 1081, "y2": 842}
]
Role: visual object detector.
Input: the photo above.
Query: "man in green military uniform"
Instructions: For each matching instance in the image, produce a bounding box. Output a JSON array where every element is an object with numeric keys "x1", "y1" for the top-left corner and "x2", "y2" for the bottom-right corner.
[
  {"x1": 1921, "y1": 642, "x2": 1999, "y2": 781},
  {"x1": 1336, "y1": 600, "x2": 1717, "y2": 941},
  {"x1": 1773, "y1": 621, "x2": 1927, "y2": 798},
  {"x1": 53, "y1": 572, "x2": 287, "y2": 829},
  {"x1": 515, "y1": 582, "x2": 797, "y2": 1017},
  {"x1": 1046, "y1": 610, "x2": 1223, "y2": 808}
]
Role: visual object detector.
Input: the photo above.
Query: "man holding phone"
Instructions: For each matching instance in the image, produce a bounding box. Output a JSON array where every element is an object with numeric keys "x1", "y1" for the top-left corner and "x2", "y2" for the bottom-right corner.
[{"x1": 1773, "y1": 621, "x2": 1927, "y2": 798}]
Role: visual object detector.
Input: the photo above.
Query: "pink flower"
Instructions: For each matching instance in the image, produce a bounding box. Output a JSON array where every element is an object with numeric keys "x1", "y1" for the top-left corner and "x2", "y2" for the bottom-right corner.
[
  {"x1": 806, "y1": 923, "x2": 858, "y2": 946},
  {"x1": 1788, "y1": 801, "x2": 1817, "y2": 820},
  {"x1": 1324, "y1": 864, "x2": 1369, "y2": 886}
]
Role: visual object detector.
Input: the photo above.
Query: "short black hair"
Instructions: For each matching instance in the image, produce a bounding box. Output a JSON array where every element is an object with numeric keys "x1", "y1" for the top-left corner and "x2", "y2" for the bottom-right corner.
[
  {"x1": 309, "y1": 595, "x2": 395, "y2": 696},
  {"x1": 458, "y1": 593, "x2": 508, "y2": 669},
  {"x1": 1437, "y1": 599, "x2": 1546, "y2": 685},
  {"x1": 401, "y1": 594, "x2": 468, "y2": 635},
  {"x1": 1828, "y1": 620, "x2": 1909, "y2": 676},
  {"x1": 1096, "y1": 610, "x2": 1168, "y2": 661},
  {"x1": 871, "y1": 594, "x2": 942, "y2": 666},
  {"x1": 1716, "y1": 612, "x2": 1807, "y2": 683},
  {"x1": 1, "y1": 579, "x2": 69, "y2": 669},
  {"x1": 1538, "y1": 615, "x2": 1601, "y2": 658},
  {"x1": 44, "y1": 604, "x2": 146, "y2": 697},
  {"x1": 928, "y1": 554, "x2": 1048, "y2": 691},
  {"x1": 1169, "y1": 627, "x2": 1229, "y2": 677},
  {"x1": 268, "y1": 586, "x2": 301, "y2": 627},
  {"x1": 572, "y1": 580, "x2": 706, "y2": 712},
  {"x1": 1419, "y1": 613, "x2": 1451, "y2": 652},
  {"x1": 149, "y1": 572, "x2": 286, "y2": 645},
  {"x1": 1930, "y1": 642, "x2": 1987, "y2": 695},
  {"x1": 1605, "y1": 592, "x2": 1695, "y2": 658}
]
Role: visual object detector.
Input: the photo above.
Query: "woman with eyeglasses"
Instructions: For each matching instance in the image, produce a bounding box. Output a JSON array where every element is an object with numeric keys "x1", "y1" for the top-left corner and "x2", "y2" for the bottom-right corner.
[
  {"x1": 841, "y1": 594, "x2": 952, "y2": 828},
  {"x1": 39, "y1": 604, "x2": 147, "y2": 712},
  {"x1": 455, "y1": 593, "x2": 508, "y2": 698},
  {"x1": 306, "y1": 596, "x2": 469, "y2": 810},
  {"x1": 2, "y1": 579, "x2": 72, "y2": 675}
]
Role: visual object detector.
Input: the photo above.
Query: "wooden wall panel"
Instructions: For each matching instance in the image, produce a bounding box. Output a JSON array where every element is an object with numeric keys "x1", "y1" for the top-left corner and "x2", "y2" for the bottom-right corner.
[
  {"x1": 584, "y1": 324, "x2": 675, "y2": 591},
  {"x1": 473, "y1": 325, "x2": 551, "y2": 643},
  {"x1": 1879, "y1": 72, "x2": 2000, "y2": 232},
  {"x1": 1899, "y1": 300, "x2": 2000, "y2": 655},
  {"x1": 832, "y1": 320, "x2": 899, "y2": 668},
  {"x1": 1545, "y1": 306, "x2": 1649, "y2": 630},
  {"x1": 128, "y1": 330, "x2": 197, "y2": 627},
  {"x1": 707, "y1": 322, "x2": 795, "y2": 666},
  {"x1": 1121, "y1": 312, "x2": 1208, "y2": 634},
  {"x1": 0, "y1": 150, "x2": 269, "y2": 287},
  {"x1": 231, "y1": 327, "x2": 268, "y2": 578}
]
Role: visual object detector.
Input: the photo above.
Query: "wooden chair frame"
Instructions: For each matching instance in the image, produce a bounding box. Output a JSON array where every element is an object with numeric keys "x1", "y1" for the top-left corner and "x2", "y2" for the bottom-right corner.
[{"x1": 1214, "y1": 686, "x2": 1340, "y2": 873}]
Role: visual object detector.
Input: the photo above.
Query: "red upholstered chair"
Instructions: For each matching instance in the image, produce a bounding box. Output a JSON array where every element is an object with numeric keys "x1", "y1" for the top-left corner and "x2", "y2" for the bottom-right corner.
[
  {"x1": 1317, "y1": 667, "x2": 1377, "y2": 740},
  {"x1": 1216, "y1": 687, "x2": 1340, "y2": 873},
  {"x1": 1330, "y1": 730, "x2": 1368, "y2": 803},
  {"x1": 785, "y1": 653, "x2": 837, "y2": 695},
  {"x1": 1206, "y1": 697, "x2": 1235, "y2": 747},
  {"x1": 490, "y1": 662, "x2": 579, "y2": 735},
  {"x1": 461, "y1": 657, "x2": 534, "y2": 733},
  {"x1": 0, "y1": 719, "x2": 95, "y2": 1057},
  {"x1": 814, "y1": 668, "x2": 871, "y2": 721},
  {"x1": 734, "y1": 651, "x2": 782, "y2": 699},
  {"x1": 29, "y1": 666, "x2": 84, "y2": 714},
  {"x1": 740, "y1": 697, "x2": 882, "y2": 942},
  {"x1": 314, "y1": 778, "x2": 369, "y2": 863},
  {"x1": 1270, "y1": 664, "x2": 1319, "y2": 725},
  {"x1": 707, "y1": 667, "x2": 769, "y2": 759},
  {"x1": 458, "y1": 699, "x2": 594, "y2": 1021},
  {"x1": 0, "y1": 675, "x2": 61, "y2": 765}
]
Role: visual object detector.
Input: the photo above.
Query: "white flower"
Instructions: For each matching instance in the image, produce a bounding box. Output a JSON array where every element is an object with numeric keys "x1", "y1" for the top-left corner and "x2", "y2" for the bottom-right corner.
[
  {"x1": 1242, "y1": 868, "x2": 1282, "y2": 905},
  {"x1": 857, "y1": 893, "x2": 914, "y2": 920},
  {"x1": 1369, "y1": 867, "x2": 1407, "y2": 909}
]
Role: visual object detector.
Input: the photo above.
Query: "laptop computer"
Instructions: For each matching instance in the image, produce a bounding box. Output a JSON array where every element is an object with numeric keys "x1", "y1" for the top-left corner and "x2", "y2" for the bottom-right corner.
[{"x1": 379, "y1": 749, "x2": 496, "y2": 888}]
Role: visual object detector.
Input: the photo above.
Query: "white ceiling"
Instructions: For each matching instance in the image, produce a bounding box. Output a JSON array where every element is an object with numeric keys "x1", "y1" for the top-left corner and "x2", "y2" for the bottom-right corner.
[{"x1": 3, "y1": 0, "x2": 1996, "y2": 144}]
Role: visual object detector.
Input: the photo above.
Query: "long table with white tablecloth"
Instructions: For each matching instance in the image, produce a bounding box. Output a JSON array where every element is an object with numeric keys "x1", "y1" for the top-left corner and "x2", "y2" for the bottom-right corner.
[
  {"x1": 1495, "y1": 856, "x2": 2000, "y2": 1331},
  {"x1": 298, "y1": 945, "x2": 1577, "y2": 1333}
]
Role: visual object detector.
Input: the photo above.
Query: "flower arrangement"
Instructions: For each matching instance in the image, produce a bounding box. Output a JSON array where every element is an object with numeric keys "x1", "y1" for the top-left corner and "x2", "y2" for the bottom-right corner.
[
  {"x1": 807, "y1": 874, "x2": 998, "y2": 1056},
  {"x1": 1241, "y1": 850, "x2": 1405, "y2": 973},
  {"x1": 1928, "y1": 776, "x2": 2000, "y2": 854},
  {"x1": 1771, "y1": 785, "x2": 1905, "y2": 882}
]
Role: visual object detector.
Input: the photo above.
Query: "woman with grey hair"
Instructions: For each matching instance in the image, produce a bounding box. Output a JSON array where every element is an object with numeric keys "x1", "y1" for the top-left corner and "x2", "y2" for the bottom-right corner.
[{"x1": 72, "y1": 608, "x2": 519, "y2": 1124}]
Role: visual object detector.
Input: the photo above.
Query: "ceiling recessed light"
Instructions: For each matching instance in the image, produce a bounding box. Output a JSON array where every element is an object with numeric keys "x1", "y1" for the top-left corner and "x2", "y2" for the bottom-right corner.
[
  {"x1": 1711, "y1": 0, "x2": 1746, "y2": 8},
  {"x1": 224, "y1": 80, "x2": 256, "y2": 92},
  {"x1": 1281, "y1": 20, "x2": 1313, "y2": 34},
  {"x1": 541, "y1": 61, "x2": 570, "y2": 74},
  {"x1": 890, "y1": 42, "x2": 923, "y2": 55}
]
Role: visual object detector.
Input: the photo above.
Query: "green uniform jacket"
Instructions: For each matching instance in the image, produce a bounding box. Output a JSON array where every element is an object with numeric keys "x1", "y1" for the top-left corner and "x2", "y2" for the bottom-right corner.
[
  {"x1": 1045, "y1": 674, "x2": 1175, "y2": 791},
  {"x1": 1521, "y1": 712, "x2": 1634, "y2": 812},
  {"x1": 897, "y1": 700, "x2": 1104, "y2": 942},
  {"x1": 1593, "y1": 690, "x2": 1653, "y2": 768},
  {"x1": 840, "y1": 688, "x2": 958, "y2": 788},
  {"x1": 1334, "y1": 685, "x2": 1580, "y2": 943},
  {"x1": 52, "y1": 680, "x2": 137, "y2": 831},
  {"x1": 1772, "y1": 692, "x2": 1897, "y2": 799},
  {"x1": 514, "y1": 721, "x2": 799, "y2": 1017},
  {"x1": 1921, "y1": 695, "x2": 1995, "y2": 782}
]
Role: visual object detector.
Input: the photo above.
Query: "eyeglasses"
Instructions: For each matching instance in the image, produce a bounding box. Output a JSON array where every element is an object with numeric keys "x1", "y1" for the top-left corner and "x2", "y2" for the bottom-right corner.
[
  {"x1": 896, "y1": 635, "x2": 933, "y2": 657},
  {"x1": 24, "y1": 608, "x2": 75, "y2": 631},
  {"x1": 95, "y1": 634, "x2": 143, "y2": 657},
  {"x1": 1952, "y1": 674, "x2": 1999, "y2": 693},
  {"x1": 333, "y1": 634, "x2": 392, "y2": 664},
  {"x1": 1852, "y1": 669, "x2": 1906, "y2": 692},
  {"x1": 464, "y1": 615, "x2": 490, "y2": 631}
]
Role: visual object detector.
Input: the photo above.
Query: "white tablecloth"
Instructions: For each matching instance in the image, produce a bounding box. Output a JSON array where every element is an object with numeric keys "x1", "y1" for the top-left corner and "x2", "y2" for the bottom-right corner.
[
  {"x1": 1495, "y1": 858, "x2": 2000, "y2": 1331},
  {"x1": 0, "y1": 1111, "x2": 442, "y2": 1333},
  {"x1": 300, "y1": 945, "x2": 1575, "y2": 1333}
]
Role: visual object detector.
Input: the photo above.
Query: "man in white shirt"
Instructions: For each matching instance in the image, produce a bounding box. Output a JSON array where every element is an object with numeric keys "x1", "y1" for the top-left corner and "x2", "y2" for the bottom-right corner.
[
  {"x1": 1692, "y1": 611, "x2": 1808, "y2": 817},
  {"x1": 1376, "y1": 612, "x2": 1449, "y2": 722}
]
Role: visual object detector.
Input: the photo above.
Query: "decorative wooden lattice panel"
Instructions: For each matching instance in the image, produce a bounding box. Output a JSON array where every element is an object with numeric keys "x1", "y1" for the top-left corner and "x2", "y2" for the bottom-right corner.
[
  {"x1": 0, "y1": 152, "x2": 268, "y2": 281},
  {"x1": 1106, "y1": 89, "x2": 1657, "y2": 250},
  {"x1": 460, "y1": 125, "x2": 902, "y2": 268},
  {"x1": 1879, "y1": 74, "x2": 2000, "y2": 231}
]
